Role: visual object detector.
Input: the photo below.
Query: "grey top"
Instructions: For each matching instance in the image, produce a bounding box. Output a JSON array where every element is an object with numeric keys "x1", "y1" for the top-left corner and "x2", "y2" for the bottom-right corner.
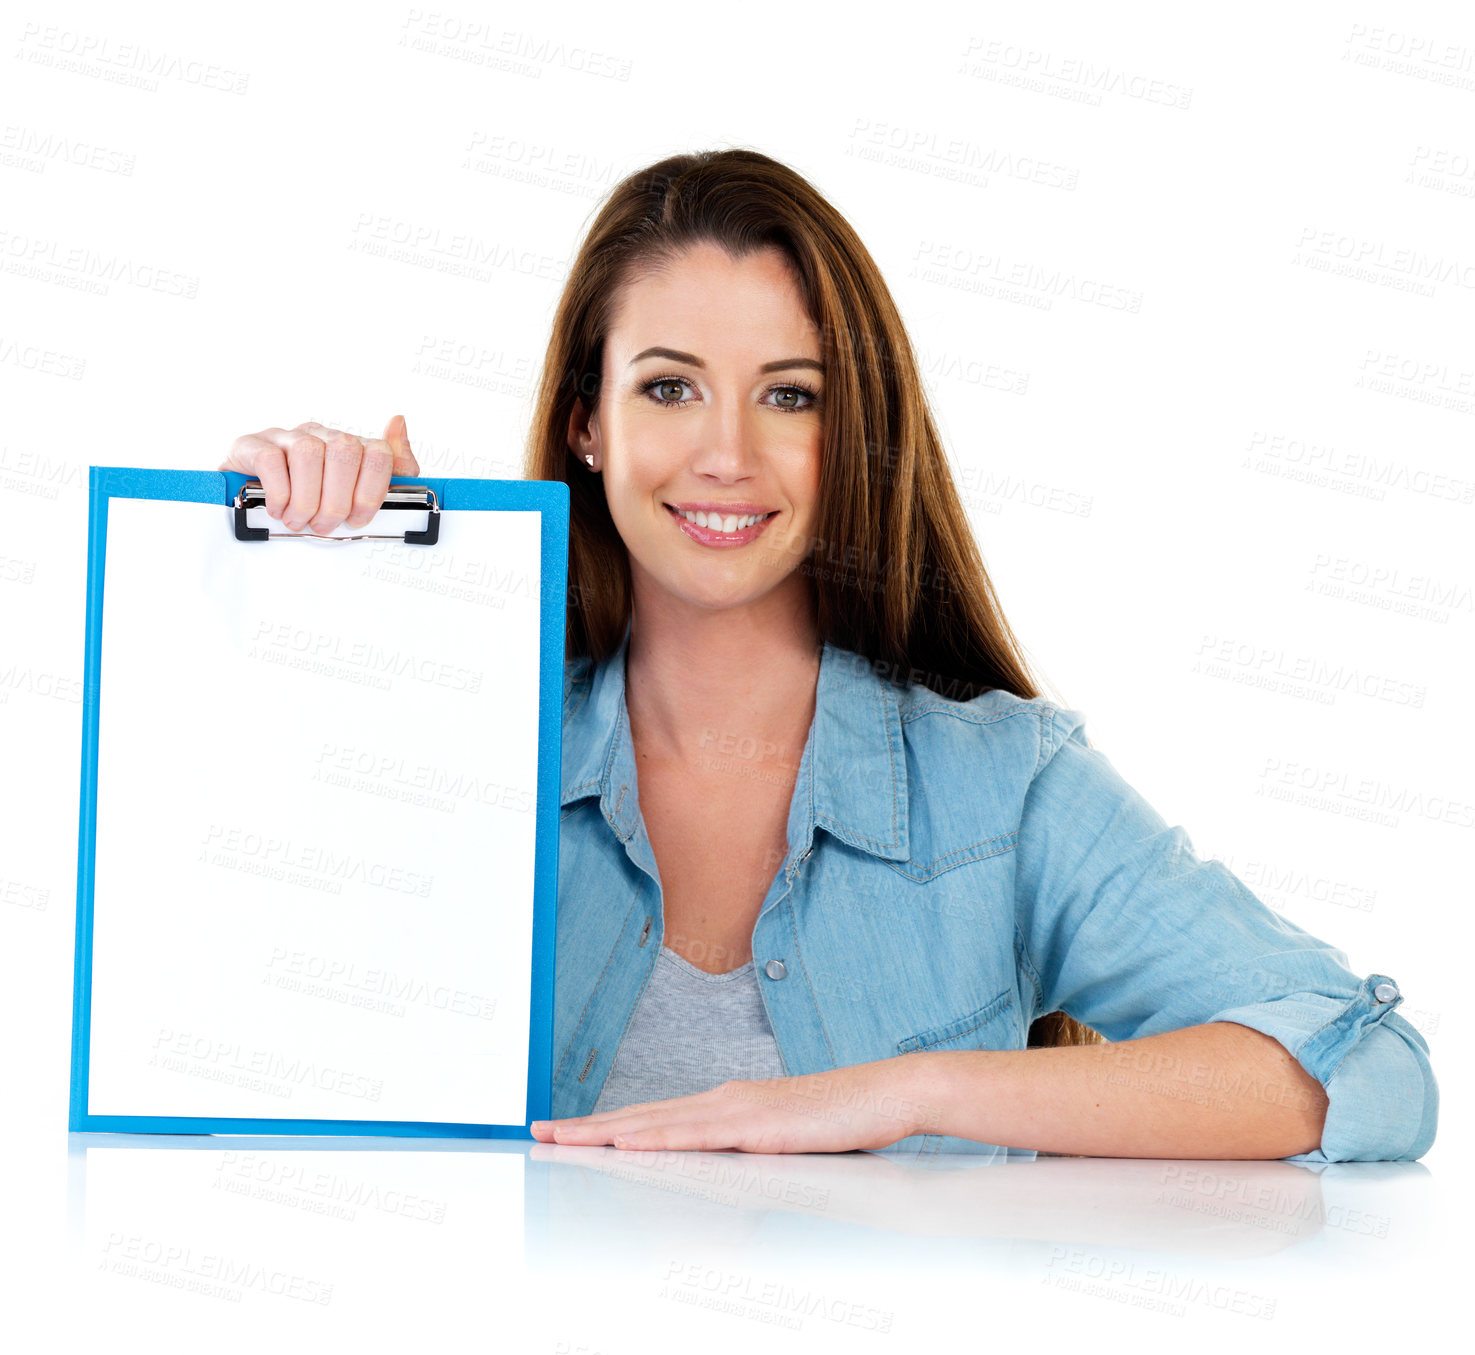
[{"x1": 590, "y1": 944, "x2": 788, "y2": 1114}]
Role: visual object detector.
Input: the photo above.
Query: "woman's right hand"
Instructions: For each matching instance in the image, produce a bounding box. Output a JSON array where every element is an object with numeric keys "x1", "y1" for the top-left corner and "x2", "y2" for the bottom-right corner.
[{"x1": 218, "y1": 415, "x2": 420, "y2": 534}]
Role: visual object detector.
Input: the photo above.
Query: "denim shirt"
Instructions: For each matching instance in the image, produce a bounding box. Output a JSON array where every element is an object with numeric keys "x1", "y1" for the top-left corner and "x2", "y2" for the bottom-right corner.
[{"x1": 554, "y1": 623, "x2": 1438, "y2": 1163}]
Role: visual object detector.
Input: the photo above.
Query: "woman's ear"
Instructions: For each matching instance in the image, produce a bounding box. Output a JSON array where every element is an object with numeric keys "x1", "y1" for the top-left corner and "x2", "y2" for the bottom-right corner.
[{"x1": 566, "y1": 398, "x2": 601, "y2": 470}]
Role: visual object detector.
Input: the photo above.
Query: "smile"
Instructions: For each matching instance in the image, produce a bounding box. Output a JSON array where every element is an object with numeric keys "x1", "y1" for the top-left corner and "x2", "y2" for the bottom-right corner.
[{"x1": 664, "y1": 503, "x2": 779, "y2": 547}]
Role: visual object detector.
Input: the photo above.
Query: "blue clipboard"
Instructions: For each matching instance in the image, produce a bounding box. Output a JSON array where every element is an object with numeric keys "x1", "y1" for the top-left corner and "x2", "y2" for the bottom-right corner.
[{"x1": 70, "y1": 467, "x2": 568, "y2": 1137}]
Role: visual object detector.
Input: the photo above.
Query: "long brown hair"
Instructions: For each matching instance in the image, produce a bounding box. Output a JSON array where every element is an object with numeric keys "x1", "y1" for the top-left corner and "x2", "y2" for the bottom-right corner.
[{"x1": 523, "y1": 148, "x2": 1102, "y2": 1053}]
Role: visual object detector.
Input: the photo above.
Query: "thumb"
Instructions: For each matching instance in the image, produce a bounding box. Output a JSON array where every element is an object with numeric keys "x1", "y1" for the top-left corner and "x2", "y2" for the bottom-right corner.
[{"x1": 384, "y1": 413, "x2": 419, "y2": 476}]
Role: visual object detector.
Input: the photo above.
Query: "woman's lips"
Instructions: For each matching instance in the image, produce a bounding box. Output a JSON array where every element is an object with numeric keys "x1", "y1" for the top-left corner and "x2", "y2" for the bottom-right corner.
[{"x1": 664, "y1": 503, "x2": 778, "y2": 548}]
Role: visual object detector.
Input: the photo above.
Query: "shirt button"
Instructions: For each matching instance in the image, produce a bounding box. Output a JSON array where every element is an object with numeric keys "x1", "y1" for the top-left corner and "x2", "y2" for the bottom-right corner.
[
  {"x1": 1373, "y1": 982, "x2": 1399, "y2": 1003},
  {"x1": 764, "y1": 960, "x2": 787, "y2": 981}
]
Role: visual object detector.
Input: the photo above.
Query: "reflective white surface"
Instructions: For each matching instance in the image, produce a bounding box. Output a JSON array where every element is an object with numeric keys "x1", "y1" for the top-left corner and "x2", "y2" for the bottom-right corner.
[{"x1": 9, "y1": 1132, "x2": 1453, "y2": 1350}]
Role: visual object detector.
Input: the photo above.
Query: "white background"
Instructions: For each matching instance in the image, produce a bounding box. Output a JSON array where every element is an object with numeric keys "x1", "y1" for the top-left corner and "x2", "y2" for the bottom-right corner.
[{"x1": 1, "y1": 0, "x2": 1467, "y2": 1347}]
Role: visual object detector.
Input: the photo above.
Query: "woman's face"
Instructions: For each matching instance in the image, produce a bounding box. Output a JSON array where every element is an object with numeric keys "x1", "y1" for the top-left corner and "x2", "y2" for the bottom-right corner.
[{"x1": 569, "y1": 240, "x2": 824, "y2": 621}]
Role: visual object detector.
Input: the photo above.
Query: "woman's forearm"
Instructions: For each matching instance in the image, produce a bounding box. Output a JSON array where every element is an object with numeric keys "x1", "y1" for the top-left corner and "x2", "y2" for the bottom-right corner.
[{"x1": 902, "y1": 1021, "x2": 1329, "y2": 1159}]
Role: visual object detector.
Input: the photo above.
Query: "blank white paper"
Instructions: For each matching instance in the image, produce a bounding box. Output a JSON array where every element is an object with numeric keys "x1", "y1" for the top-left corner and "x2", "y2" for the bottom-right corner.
[{"x1": 86, "y1": 493, "x2": 544, "y2": 1126}]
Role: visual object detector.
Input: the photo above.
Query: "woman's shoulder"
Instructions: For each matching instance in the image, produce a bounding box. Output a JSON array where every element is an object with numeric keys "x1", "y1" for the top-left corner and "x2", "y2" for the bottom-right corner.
[
  {"x1": 890, "y1": 673, "x2": 1090, "y2": 783},
  {"x1": 889, "y1": 667, "x2": 1076, "y2": 730},
  {"x1": 896, "y1": 679, "x2": 1058, "y2": 726},
  {"x1": 830, "y1": 656, "x2": 1098, "y2": 868}
]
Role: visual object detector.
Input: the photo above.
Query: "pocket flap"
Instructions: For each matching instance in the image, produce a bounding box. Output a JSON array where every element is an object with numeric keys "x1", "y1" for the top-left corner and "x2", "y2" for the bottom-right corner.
[{"x1": 896, "y1": 988, "x2": 1015, "y2": 1055}]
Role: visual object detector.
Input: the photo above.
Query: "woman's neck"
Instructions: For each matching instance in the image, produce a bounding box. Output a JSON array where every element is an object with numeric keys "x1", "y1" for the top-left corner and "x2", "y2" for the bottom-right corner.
[{"x1": 623, "y1": 576, "x2": 822, "y2": 768}]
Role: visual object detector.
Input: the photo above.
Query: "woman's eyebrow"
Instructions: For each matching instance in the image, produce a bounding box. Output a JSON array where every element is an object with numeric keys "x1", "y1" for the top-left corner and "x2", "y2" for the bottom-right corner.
[{"x1": 628, "y1": 345, "x2": 823, "y2": 374}]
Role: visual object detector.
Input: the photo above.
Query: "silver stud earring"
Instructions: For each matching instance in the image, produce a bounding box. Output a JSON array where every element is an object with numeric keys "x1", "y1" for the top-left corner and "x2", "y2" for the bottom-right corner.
[{"x1": 585, "y1": 455, "x2": 595, "y2": 468}]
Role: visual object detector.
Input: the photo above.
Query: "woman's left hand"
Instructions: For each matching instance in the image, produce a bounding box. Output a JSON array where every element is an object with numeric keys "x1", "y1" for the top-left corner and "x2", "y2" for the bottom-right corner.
[{"x1": 529, "y1": 1057, "x2": 942, "y2": 1153}]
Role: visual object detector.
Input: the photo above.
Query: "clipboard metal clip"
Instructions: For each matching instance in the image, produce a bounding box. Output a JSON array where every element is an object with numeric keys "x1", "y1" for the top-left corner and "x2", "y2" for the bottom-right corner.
[{"x1": 232, "y1": 481, "x2": 440, "y2": 545}]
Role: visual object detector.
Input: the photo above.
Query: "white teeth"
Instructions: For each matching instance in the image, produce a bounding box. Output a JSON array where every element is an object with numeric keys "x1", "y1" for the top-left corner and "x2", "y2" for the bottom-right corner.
[{"x1": 678, "y1": 508, "x2": 767, "y2": 531}]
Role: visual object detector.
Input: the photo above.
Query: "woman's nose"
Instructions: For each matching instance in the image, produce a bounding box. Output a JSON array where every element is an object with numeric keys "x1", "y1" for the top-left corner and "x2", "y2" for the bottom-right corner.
[{"x1": 693, "y1": 400, "x2": 761, "y2": 475}]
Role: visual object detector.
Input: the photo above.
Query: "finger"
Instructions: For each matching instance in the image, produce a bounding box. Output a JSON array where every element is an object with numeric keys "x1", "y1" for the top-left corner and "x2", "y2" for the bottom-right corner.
[
  {"x1": 384, "y1": 413, "x2": 419, "y2": 476},
  {"x1": 538, "y1": 1097, "x2": 680, "y2": 1130},
  {"x1": 546, "y1": 1114, "x2": 652, "y2": 1144},
  {"x1": 346, "y1": 438, "x2": 396, "y2": 528},
  {"x1": 310, "y1": 428, "x2": 366, "y2": 534},
  {"x1": 533, "y1": 1084, "x2": 737, "y2": 1143},
  {"x1": 544, "y1": 1095, "x2": 710, "y2": 1134},
  {"x1": 548, "y1": 1105, "x2": 705, "y2": 1144},
  {"x1": 546, "y1": 1099, "x2": 722, "y2": 1144},
  {"x1": 543, "y1": 1124, "x2": 613, "y2": 1145},
  {"x1": 223, "y1": 433, "x2": 290, "y2": 519},
  {"x1": 614, "y1": 1121, "x2": 728, "y2": 1152},
  {"x1": 277, "y1": 426, "x2": 326, "y2": 532},
  {"x1": 243, "y1": 425, "x2": 328, "y2": 529}
]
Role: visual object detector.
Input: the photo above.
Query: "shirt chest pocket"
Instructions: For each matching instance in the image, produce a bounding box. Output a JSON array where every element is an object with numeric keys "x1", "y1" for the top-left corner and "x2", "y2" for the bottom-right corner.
[{"x1": 894, "y1": 986, "x2": 1017, "y2": 1055}]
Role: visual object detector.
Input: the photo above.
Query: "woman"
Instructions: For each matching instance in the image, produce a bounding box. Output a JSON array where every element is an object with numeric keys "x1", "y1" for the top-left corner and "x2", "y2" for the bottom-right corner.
[{"x1": 222, "y1": 149, "x2": 1436, "y2": 1162}]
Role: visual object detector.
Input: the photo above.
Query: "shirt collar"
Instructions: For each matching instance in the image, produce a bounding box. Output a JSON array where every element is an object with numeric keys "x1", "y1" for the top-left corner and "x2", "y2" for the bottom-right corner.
[{"x1": 561, "y1": 619, "x2": 910, "y2": 863}]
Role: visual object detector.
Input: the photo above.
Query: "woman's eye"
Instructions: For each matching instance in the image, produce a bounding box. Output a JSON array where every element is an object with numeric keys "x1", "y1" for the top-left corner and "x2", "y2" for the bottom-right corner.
[
  {"x1": 648, "y1": 378, "x2": 692, "y2": 404},
  {"x1": 768, "y1": 385, "x2": 819, "y2": 412}
]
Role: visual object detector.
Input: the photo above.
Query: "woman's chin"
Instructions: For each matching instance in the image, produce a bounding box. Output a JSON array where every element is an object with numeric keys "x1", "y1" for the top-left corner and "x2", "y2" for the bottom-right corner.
[{"x1": 650, "y1": 571, "x2": 782, "y2": 616}]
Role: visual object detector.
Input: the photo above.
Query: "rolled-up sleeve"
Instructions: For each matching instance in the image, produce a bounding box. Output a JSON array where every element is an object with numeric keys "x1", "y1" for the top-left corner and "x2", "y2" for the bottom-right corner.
[{"x1": 1012, "y1": 704, "x2": 1438, "y2": 1163}]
